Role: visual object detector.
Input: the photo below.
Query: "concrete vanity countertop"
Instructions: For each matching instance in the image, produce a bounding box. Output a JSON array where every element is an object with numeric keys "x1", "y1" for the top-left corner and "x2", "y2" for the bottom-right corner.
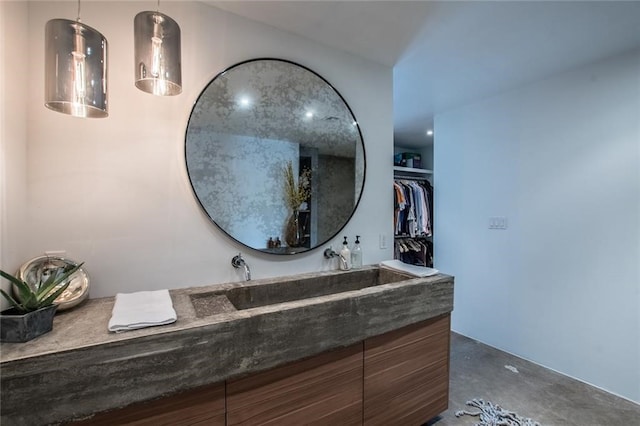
[{"x1": 0, "y1": 265, "x2": 454, "y2": 425}]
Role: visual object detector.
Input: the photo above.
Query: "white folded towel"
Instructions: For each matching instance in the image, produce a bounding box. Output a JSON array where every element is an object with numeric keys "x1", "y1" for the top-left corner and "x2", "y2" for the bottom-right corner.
[
  {"x1": 380, "y1": 259, "x2": 439, "y2": 277},
  {"x1": 108, "y1": 289, "x2": 177, "y2": 332}
]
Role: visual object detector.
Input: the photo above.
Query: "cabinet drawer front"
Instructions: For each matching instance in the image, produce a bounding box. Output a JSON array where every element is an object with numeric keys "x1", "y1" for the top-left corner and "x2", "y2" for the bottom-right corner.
[
  {"x1": 227, "y1": 344, "x2": 363, "y2": 425},
  {"x1": 364, "y1": 314, "x2": 450, "y2": 426},
  {"x1": 71, "y1": 382, "x2": 225, "y2": 426}
]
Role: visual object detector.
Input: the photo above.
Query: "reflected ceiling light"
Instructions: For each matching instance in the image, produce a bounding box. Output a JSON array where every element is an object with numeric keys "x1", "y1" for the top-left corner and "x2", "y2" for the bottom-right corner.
[
  {"x1": 134, "y1": 1, "x2": 182, "y2": 96},
  {"x1": 239, "y1": 96, "x2": 251, "y2": 107},
  {"x1": 426, "y1": 129, "x2": 434, "y2": 136},
  {"x1": 45, "y1": 0, "x2": 108, "y2": 118},
  {"x1": 305, "y1": 111, "x2": 314, "y2": 118}
]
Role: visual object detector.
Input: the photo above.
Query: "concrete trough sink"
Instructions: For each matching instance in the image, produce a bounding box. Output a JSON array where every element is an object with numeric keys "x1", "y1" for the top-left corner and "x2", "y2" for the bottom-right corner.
[
  {"x1": 179, "y1": 266, "x2": 453, "y2": 385},
  {"x1": 188, "y1": 267, "x2": 413, "y2": 317}
]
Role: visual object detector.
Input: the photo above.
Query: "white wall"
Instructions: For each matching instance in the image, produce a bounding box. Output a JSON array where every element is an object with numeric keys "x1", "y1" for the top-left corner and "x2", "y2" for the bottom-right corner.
[
  {"x1": 0, "y1": 1, "x2": 29, "y2": 310},
  {"x1": 1, "y1": 1, "x2": 393, "y2": 298},
  {"x1": 435, "y1": 49, "x2": 640, "y2": 402}
]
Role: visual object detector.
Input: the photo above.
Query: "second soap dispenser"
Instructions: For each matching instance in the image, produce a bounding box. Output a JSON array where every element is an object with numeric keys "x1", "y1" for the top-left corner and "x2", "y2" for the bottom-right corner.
[
  {"x1": 339, "y1": 236, "x2": 352, "y2": 270},
  {"x1": 351, "y1": 235, "x2": 362, "y2": 269}
]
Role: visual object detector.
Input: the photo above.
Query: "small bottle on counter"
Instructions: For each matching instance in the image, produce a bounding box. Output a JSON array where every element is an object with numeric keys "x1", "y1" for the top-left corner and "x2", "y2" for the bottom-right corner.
[
  {"x1": 351, "y1": 235, "x2": 362, "y2": 269},
  {"x1": 268, "y1": 237, "x2": 275, "y2": 248},
  {"x1": 339, "y1": 236, "x2": 351, "y2": 270}
]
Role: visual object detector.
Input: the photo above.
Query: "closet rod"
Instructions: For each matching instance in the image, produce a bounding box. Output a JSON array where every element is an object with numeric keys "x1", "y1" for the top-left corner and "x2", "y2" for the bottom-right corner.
[{"x1": 394, "y1": 175, "x2": 430, "y2": 181}]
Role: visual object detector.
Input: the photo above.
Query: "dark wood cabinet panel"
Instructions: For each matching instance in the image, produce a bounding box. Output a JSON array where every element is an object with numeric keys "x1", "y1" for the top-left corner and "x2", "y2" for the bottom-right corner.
[
  {"x1": 70, "y1": 382, "x2": 225, "y2": 426},
  {"x1": 226, "y1": 344, "x2": 363, "y2": 425},
  {"x1": 364, "y1": 314, "x2": 450, "y2": 426}
]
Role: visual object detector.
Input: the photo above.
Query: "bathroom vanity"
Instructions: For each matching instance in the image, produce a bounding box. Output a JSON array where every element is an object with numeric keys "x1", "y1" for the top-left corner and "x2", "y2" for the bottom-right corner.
[{"x1": 0, "y1": 266, "x2": 453, "y2": 425}]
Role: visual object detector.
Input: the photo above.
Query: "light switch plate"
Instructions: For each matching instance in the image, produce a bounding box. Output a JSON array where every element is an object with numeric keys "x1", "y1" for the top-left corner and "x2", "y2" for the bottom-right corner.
[
  {"x1": 379, "y1": 234, "x2": 388, "y2": 249},
  {"x1": 488, "y1": 217, "x2": 508, "y2": 230}
]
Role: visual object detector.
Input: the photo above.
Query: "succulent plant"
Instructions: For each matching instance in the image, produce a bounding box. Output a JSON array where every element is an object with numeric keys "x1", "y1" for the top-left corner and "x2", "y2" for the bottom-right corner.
[{"x1": 0, "y1": 262, "x2": 83, "y2": 314}]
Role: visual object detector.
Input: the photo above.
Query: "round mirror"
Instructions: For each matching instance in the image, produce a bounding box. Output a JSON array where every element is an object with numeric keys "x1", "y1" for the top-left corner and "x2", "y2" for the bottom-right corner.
[{"x1": 185, "y1": 58, "x2": 366, "y2": 254}]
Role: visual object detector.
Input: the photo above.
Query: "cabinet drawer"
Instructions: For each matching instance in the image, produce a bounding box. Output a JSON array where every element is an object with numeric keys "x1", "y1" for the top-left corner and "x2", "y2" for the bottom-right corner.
[
  {"x1": 364, "y1": 314, "x2": 450, "y2": 426},
  {"x1": 227, "y1": 344, "x2": 363, "y2": 425},
  {"x1": 70, "y1": 382, "x2": 225, "y2": 426}
]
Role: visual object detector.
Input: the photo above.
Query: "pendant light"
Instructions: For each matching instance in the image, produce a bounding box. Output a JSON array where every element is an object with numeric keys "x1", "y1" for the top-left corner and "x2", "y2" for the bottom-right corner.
[
  {"x1": 134, "y1": 1, "x2": 182, "y2": 96},
  {"x1": 44, "y1": 0, "x2": 108, "y2": 118}
]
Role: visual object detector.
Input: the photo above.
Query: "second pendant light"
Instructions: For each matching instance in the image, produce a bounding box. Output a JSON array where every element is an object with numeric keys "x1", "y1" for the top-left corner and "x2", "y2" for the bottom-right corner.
[{"x1": 134, "y1": 2, "x2": 182, "y2": 96}]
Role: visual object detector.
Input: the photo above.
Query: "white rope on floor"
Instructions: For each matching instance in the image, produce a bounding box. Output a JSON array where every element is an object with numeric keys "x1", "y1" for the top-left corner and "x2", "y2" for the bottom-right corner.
[{"x1": 455, "y1": 398, "x2": 542, "y2": 426}]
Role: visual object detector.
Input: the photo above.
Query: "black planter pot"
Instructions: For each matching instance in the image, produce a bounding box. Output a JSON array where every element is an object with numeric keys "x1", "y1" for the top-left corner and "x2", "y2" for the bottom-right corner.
[{"x1": 0, "y1": 304, "x2": 58, "y2": 343}]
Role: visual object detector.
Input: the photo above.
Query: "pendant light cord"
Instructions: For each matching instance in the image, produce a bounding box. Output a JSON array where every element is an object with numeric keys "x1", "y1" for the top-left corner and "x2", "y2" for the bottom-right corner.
[{"x1": 76, "y1": 0, "x2": 81, "y2": 22}]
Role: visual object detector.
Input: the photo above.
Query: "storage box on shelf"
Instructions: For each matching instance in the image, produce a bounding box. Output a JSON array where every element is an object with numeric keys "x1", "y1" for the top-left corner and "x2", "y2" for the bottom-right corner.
[{"x1": 393, "y1": 152, "x2": 423, "y2": 169}]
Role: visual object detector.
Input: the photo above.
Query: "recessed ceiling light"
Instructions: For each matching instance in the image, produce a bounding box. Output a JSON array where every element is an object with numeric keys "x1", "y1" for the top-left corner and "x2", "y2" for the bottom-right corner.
[{"x1": 426, "y1": 129, "x2": 434, "y2": 136}]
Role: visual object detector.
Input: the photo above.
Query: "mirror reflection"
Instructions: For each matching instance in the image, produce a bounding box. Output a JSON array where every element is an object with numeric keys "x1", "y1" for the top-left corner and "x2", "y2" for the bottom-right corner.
[{"x1": 185, "y1": 59, "x2": 365, "y2": 254}]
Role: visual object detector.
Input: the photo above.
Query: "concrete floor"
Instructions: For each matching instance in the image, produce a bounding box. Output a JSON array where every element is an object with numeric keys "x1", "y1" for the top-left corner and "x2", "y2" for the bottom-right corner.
[{"x1": 429, "y1": 333, "x2": 640, "y2": 426}]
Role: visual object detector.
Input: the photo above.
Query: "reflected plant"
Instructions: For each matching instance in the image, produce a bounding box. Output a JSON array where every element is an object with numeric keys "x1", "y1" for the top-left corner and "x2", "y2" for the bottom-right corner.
[{"x1": 283, "y1": 161, "x2": 311, "y2": 211}]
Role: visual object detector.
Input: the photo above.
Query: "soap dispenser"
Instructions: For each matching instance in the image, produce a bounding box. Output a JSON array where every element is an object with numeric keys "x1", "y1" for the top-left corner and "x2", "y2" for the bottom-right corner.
[
  {"x1": 339, "y1": 236, "x2": 351, "y2": 270},
  {"x1": 351, "y1": 235, "x2": 362, "y2": 269}
]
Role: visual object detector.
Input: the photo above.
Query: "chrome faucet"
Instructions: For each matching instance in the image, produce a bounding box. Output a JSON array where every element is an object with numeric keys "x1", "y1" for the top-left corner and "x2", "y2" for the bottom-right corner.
[
  {"x1": 338, "y1": 253, "x2": 349, "y2": 270},
  {"x1": 324, "y1": 247, "x2": 348, "y2": 270},
  {"x1": 231, "y1": 253, "x2": 251, "y2": 281},
  {"x1": 323, "y1": 247, "x2": 337, "y2": 259}
]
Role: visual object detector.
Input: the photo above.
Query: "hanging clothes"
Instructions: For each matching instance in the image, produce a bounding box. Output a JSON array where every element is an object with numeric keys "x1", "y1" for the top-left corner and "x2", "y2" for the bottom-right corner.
[
  {"x1": 393, "y1": 177, "x2": 434, "y2": 268},
  {"x1": 394, "y1": 237, "x2": 433, "y2": 268},
  {"x1": 393, "y1": 179, "x2": 432, "y2": 238},
  {"x1": 393, "y1": 182, "x2": 406, "y2": 235}
]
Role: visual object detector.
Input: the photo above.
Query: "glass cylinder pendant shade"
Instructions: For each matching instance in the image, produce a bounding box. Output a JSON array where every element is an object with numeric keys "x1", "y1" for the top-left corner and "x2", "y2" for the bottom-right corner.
[
  {"x1": 134, "y1": 11, "x2": 182, "y2": 96},
  {"x1": 45, "y1": 19, "x2": 108, "y2": 118}
]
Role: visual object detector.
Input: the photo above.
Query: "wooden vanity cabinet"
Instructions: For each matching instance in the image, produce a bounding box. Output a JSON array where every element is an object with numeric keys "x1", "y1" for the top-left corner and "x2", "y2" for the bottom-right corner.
[{"x1": 364, "y1": 314, "x2": 451, "y2": 425}]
